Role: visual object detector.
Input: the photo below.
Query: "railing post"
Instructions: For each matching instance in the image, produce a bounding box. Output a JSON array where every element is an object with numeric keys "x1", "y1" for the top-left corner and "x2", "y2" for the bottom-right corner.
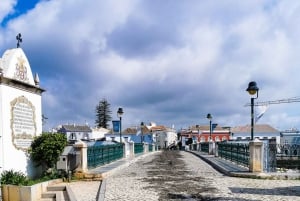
[
  {"x1": 73, "y1": 141, "x2": 88, "y2": 173},
  {"x1": 129, "y1": 142, "x2": 134, "y2": 158},
  {"x1": 215, "y1": 142, "x2": 219, "y2": 157},
  {"x1": 249, "y1": 139, "x2": 263, "y2": 172},
  {"x1": 209, "y1": 141, "x2": 215, "y2": 155},
  {"x1": 144, "y1": 143, "x2": 149, "y2": 153},
  {"x1": 124, "y1": 137, "x2": 130, "y2": 158}
]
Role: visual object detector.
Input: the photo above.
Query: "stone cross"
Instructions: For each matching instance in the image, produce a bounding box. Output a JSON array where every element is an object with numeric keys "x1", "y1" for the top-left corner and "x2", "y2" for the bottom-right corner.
[{"x1": 16, "y1": 33, "x2": 22, "y2": 48}]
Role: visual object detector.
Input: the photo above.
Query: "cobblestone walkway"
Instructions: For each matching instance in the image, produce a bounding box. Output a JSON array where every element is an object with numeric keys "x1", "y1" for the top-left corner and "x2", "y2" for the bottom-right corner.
[
  {"x1": 68, "y1": 181, "x2": 100, "y2": 201},
  {"x1": 104, "y1": 150, "x2": 300, "y2": 201}
]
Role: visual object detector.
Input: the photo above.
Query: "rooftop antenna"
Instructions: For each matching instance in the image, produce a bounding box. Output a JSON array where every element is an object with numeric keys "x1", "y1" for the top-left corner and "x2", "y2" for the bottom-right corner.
[{"x1": 16, "y1": 33, "x2": 22, "y2": 48}]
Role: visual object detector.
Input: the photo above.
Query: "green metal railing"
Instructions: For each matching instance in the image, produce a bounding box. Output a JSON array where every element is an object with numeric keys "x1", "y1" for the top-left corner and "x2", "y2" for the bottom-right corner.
[
  {"x1": 200, "y1": 142, "x2": 209, "y2": 153},
  {"x1": 218, "y1": 142, "x2": 249, "y2": 167},
  {"x1": 87, "y1": 144, "x2": 124, "y2": 168},
  {"x1": 134, "y1": 143, "x2": 144, "y2": 154}
]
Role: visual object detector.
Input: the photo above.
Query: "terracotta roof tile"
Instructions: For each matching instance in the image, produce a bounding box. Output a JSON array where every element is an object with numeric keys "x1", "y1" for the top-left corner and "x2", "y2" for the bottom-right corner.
[
  {"x1": 123, "y1": 126, "x2": 150, "y2": 134},
  {"x1": 231, "y1": 124, "x2": 278, "y2": 133},
  {"x1": 150, "y1": 125, "x2": 166, "y2": 131}
]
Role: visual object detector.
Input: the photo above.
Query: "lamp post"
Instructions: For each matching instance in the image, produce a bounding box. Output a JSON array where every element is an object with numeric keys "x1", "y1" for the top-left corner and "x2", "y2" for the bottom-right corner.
[
  {"x1": 117, "y1": 107, "x2": 124, "y2": 143},
  {"x1": 206, "y1": 113, "x2": 212, "y2": 141},
  {"x1": 155, "y1": 133, "x2": 158, "y2": 150},
  {"x1": 140, "y1": 122, "x2": 144, "y2": 143},
  {"x1": 246, "y1": 81, "x2": 259, "y2": 141},
  {"x1": 196, "y1": 125, "x2": 200, "y2": 142}
]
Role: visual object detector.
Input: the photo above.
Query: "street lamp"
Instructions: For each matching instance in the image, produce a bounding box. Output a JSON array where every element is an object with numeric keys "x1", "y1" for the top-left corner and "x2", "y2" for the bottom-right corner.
[
  {"x1": 140, "y1": 122, "x2": 144, "y2": 143},
  {"x1": 117, "y1": 107, "x2": 124, "y2": 143},
  {"x1": 246, "y1": 81, "x2": 259, "y2": 141},
  {"x1": 196, "y1": 125, "x2": 200, "y2": 142},
  {"x1": 206, "y1": 113, "x2": 212, "y2": 141}
]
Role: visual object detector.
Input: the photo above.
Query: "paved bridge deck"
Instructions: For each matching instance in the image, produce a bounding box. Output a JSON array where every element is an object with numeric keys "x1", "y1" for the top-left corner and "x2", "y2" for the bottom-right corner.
[
  {"x1": 86, "y1": 150, "x2": 300, "y2": 180},
  {"x1": 69, "y1": 150, "x2": 300, "y2": 201}
]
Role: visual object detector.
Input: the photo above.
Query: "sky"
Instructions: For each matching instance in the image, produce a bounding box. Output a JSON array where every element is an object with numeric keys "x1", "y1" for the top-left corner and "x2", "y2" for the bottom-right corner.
[{"x1": 1, "y1": 0, "x2": 300, "y2": 132}]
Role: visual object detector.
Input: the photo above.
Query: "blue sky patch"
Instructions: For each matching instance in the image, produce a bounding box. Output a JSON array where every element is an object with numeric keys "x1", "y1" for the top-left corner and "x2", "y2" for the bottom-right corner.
[{"x1": 1, "y1": 0, "x2": 41, "y2": 27}]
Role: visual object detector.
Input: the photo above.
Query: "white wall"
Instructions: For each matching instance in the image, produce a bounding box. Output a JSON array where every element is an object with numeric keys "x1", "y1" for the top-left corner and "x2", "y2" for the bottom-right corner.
[
  {"x1": 0, "y1": 85, "x2": 42, "y2": 177},
  {"x1": 0, "y1": 48, "x2": 43, "y2": 178}
]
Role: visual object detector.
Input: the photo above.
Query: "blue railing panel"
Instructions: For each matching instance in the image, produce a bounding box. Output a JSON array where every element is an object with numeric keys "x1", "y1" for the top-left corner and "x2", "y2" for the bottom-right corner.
[
  {"x1": 218, "y1": 142, "x2": 249, "y2": 167},
  {"x1": 134, "y1": 143, "x2": 144, "y2": 154},
  {"x1": 87, "y1": 144, "x2": 124, "y2": 168},
  {"x1": 200, "y1": 142, "x2": 209, "y2": 153}
]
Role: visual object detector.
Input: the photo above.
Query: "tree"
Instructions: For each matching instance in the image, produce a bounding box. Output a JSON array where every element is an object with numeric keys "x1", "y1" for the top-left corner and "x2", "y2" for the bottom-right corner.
[
  {"x1": 95, "y1": 98, "x2": 112, "y2": 128},
  {"x1": 28, "y1": 132, "x2": 67, "y2": 171}
]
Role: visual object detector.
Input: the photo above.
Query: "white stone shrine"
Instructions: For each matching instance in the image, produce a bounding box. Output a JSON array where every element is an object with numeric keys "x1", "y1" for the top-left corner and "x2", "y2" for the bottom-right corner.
[{"x1": 0, "y1": 47, "x2": 45, "y2": 177}]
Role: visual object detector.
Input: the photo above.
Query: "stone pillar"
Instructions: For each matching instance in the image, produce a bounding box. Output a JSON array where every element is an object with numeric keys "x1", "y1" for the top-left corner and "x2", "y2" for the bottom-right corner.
[
  {"x1": 73, "y1": 141, "x2": 88, "y2": 173},
  {"x1": 249, "y1": 139, "x2": 263, "y2": 172},
  {"x1": 209, "y1": 141, "x2": 215, "y2": 155},
  {"x1": 144, "y1": 143, "x2": 149, "y2": 153},
  {"x1": 123, "y1": 137, "x2": 130, "y2": 158},
  {"x1": 152, "y1": 144, "x2": 156, "y2": 151},
  {"x1": 214, "y1": 142, "x2": 219, "y2": 157},
  {"x1": 129, "y1": 142, "x2": 134, "y2": 158}
]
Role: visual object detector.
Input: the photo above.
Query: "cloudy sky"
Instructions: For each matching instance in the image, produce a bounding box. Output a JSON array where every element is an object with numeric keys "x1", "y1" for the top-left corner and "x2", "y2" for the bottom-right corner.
[{"x1": 1, "y1": 0, "x2": 300, "y2": 131}]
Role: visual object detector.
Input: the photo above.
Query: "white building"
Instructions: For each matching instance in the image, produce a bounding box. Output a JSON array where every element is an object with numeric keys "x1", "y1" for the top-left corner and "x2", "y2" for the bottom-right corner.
[
  {"x1": 149, "y1": 123, "x2": 177, "y2": 149},
  {"x1": 0, "y1": 47, "x2": 45, "y2": 177},
  {"x1": 280, "y1": 129, "x2": 300, "y2": 144},
  {"x1": 57, "y1": 124, "x2": 110, "y2": 142},
  {"x1": 90, "y1": 127, "x2": 110, "y2": 140},
  {"x1": 57, "y1": 124, "x2": 92, "y2": 142},
  {"x1": 231, "y1": 124, "x2": 280, "y2": 144}
]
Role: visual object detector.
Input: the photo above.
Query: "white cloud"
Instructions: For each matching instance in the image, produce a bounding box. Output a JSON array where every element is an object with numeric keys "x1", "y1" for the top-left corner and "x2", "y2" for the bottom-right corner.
[
  {"x1": 0, "y1": 0, "x2": 16, "y2": 22},
  {"x1": 1, "y1": 0, "x2": 300, "y2": 131}
]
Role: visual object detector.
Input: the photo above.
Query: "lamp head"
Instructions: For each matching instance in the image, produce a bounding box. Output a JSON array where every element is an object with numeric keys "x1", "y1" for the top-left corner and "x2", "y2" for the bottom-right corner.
[
  {"x1": 141, "y1": 122, "x2": 144, "y2": 126},
  {"x1": 117, "y1": 107, "x2": 124, "y2": 117},
  {"x1": 246, "y1": 81, "x2": 259, "y2": 96},
  {"x1": 206, "y1": 113, "x2": 212, "y2": 120}
]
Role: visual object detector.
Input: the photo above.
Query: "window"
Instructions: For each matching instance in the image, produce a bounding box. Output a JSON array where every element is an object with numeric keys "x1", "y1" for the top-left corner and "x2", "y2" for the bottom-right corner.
[
  {"x1": 83, "y1": 133, "x2": 89, "y2": 140},
  {"x1": 70, "y1": 133, "x2": 76, "y2": 140}
]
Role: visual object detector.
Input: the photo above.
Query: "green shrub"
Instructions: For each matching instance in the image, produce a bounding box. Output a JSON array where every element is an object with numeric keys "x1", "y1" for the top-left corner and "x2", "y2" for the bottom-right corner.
[
  {"x1": 0, "y1": 170, "x2": 29, "y2": 186},
  {"x1": 28, "y1": 132, "x2": 67, "y2": 171},
  {"x1": 0, "y1": 169, "x2": 64, "y2": 186},
  {"x1": 42, "y1": 168, "x2": 61, "y2": 180}
]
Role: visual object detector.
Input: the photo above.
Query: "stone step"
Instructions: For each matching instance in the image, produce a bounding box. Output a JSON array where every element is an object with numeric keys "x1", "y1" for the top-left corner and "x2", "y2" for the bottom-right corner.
[
  {"x1": 41, "y1": 191, "x2": 57, "y2": 198},
  {"x1": 74, "y1": 171, "x2": 103, "y2": 181},
  {"x1": 37, "y1": 198, "x2": 55, "y2": 201},
  {"x1": 47, "y1": 185, "x2": 67, "y2": 191},
  {"x1": 42, "y1": 191, "x2": 65, "y2": 201},
  {"x1": 43, "y1": 184, "x2": 74, "y2": 201}
]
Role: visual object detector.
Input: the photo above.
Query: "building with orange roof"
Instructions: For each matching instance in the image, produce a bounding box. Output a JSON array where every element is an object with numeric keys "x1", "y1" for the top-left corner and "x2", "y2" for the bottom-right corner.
[
  {"x1": 180, "y1": 125, "x2": 231, "y2": 144},
  {"x1": 106, "y1": 122, "x2": 177, "y2": 147}
]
